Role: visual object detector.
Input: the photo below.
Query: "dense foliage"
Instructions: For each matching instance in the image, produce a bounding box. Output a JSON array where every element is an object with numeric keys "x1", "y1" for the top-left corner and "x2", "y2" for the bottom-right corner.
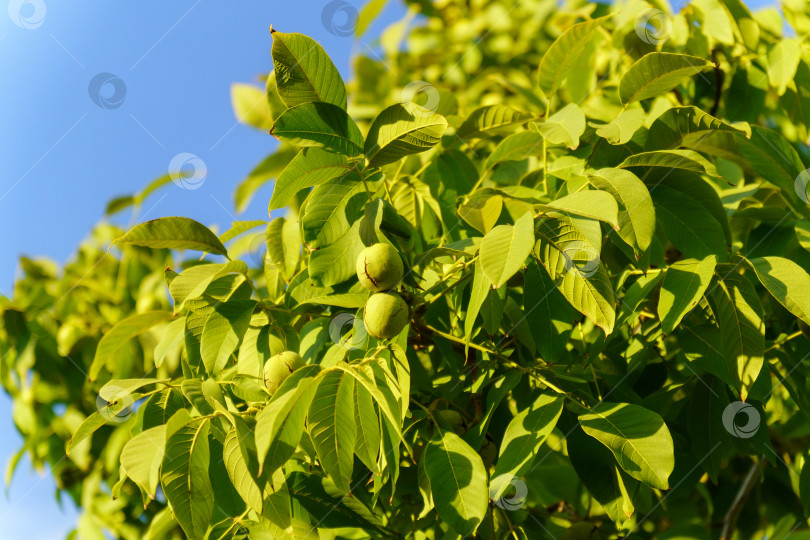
[{"x1": 3, "y1": 0, "x2": 810, "y2": 538}]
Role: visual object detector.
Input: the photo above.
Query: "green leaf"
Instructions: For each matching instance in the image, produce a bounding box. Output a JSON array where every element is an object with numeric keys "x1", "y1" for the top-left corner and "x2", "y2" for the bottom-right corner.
[
  {"x1": 485, "y1": 131, "x2": 545, "y2": 169},
  {"x1": 354, "y1": 383, "x2": 381, "y2": 473},
  {"x1": 531, "y1": 103, "x2": 586, "y2": 149},
  {"x1": 219, "y1": 220, "x2": 266, "y2": 244},
  {"x1": 537, "y1": 16, "x2": 609, "y2": 96},
  {"x1": 479, "y1": 212, "x2": 534, "y2": 288},
  {"x1": 223, "y1": 418, "x2": 263, "y2": 514},
  {"x1": 66, "y1": 412, "x2": 111, "y2": 456},
  {"x1": 540, "y1": 190, "x2": 620, "y2": 230},
  {"x1": 533, "y1": 216, "x2": 616, "y2": 334},
  {"x1": 456, "y1": 105, "x2": 532, "y2": 140},
  {"x1": 270, "y1": 148, "x2": 352, "y2": 211},
  {"x1": 271, "y1": 30, "x2": 347, "y2": 109},
  {"x1": 491, "y1": 394, "x2": 563, "y2": 498},
  {"x1": 652, "y1": 185, "x2": 729, "y2": 261},
  {"x1": 271, "y1": 102, "x2": 364, "y2": 157},
  {"x1": 423, "y1": 430, "x2": 488, "y2": 537},
  {"x1": 356, "y1": 0, "x2": 388, "y2": 37},
  {"x1": 301, "y1": 171, "x2": 368, "y2": 248},
  {"x1": 231, "y1": 83, "x2": 273, "y2": 130},
  {"x1": 308, "y1": 220, "x2": 366, "y2": 287},
  {"x1": 707, "y1": 269, "x2": 765, "y2": 400},
  {"x1": 364, "y1": 102, "x2": 448, "y2": 168},
  {"x1": 115, "y1": 217, "x2": 228, "y2": 257},
  {"x1": 169, "y1": 261, "x2": 248, "y2": 312},
  {"x1": 90, "y1": 312, "x2": 172, "y2": 380},
  {"x1": 200, "y1": 300, "x2": 256, "y2": 374},
  {"x1": 464, "y1": 259, "x2": 491, "y2": 353},
  {"x1": 658, "y1": 256, "x2": 717, "y2": 334},
  {"x1": 590, "y1": 108, "x2": 645, "y2": 145},
  {"x1": 266, "y1": 217, "x2": 300, "y2": 280},
  {"x1": 768, "y1": 38, "x2": 802, "y2": 95},
  {"x1": 99, "y1": 378, "x2": 167, "y2": 402},
  {"x1": 579, "y1": 402, "x2": 675, "y2": 490},
  {"x1": 748, "y1": 256, "x2": 810, "y2": 326},
  {"x1": 121, "y1": 425, "x2": 166, "y2": 499},
  {"x1": 458, "y1": 195, "x2": 503, "y2": 234},
  {"x1": 255, "y1": 365, "x2": 322, "y2": 475},
  {"x1": 523, "y1": 259, "x2": 574, "y2": 363},
  {"x1": 645, "y1": 106, "x2": 751, "y2": 151},
  {"x1": 568, "y1": 426, "x2": 637, "y2": 527},
  {"x1": 619, "y1": 52, "x2": 714, "y2": 105},
  {"x1": 309, "y1": 369, "x2": 357, "y2": 492},
  {"x1": 619, "y1": 149, "x2": 721, "y2": 178},
  {"x1": 588, "y1": 168, "x2": 655, "y2": 258},
  {"x1": 161, "y1": 419, "x2": 215, "y2": 539}
]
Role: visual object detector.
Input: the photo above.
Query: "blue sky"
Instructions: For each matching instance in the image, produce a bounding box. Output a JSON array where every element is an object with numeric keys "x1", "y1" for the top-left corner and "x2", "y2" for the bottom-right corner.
[{"x1": 0, "y1": 0, "x2": 783, "y2": 537}]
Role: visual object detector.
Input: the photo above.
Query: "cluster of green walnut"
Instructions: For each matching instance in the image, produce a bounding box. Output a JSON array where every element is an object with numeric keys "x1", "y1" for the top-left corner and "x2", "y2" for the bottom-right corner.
[
  {"x1": 355, "y1": 243, "x2": 410, "y2": 340},
  {"x1": 262, "y1": 243, "x2": 410, "y2": 395}
]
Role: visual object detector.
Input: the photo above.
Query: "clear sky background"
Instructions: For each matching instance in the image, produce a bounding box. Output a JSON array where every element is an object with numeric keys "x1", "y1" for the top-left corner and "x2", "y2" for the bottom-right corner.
[{"x1": 0, "y1": 0, "x2": 783, "y2": 537}]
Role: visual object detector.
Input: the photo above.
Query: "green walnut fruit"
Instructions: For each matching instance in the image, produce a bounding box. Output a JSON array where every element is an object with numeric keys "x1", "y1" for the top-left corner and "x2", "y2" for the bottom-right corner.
[
  {"x1": 363, "y1": 292, "x2": 410, "y2": 340},
  {"x1": 263, "y1": 351, "x2": 305, "y2": 395},
  {"x1": 356, "y1": 243, "x2": 404, "y2": 292}
]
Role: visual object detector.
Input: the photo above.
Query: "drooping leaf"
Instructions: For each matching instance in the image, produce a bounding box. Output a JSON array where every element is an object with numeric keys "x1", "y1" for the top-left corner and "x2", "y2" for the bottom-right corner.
[
  {"x1": 223, "y1": 418, "x2": 263, "y2": 514},
  {"x1": 707, "y1": 268, "x2": 765, "y2": 400},
  {"x1": 658, "y1": 255, "x2": 717, "y2": 334},
  {"x1": 533, "y1": 216, "x2": 616, "y2": 334},
  {"x1": 579, "y1": 402, "x2": 675, "y2": 490},
  {"x1": 115, "y1": 217, "x2": 228, "y2": 257},
  {"x1": 161, "y1": 419, "x2": 215, "y2": 539},
  {"x1": 121, "y1": 425, "x2": 166, "y2": 499},
  {"x1": 491, "y1": 394, "x2": 563, "y2": 497},
  {"x1": 479, "y1": 211, "x2": 535, "y2": 288},
  {"x1": 619, "y1": 149, "x2": 721, "y2": 178},
  {"x1": 748, "y1": 256, "x2": 810, "y2": 326},
  {"x1": 308, "y1": 369, "x2": 357, "y2": 492},
  {"x1": 587, "y1": 168, "x2": 655, "y2": 258},
  {"x1": 619, "y1": 53, "x2": 714, "y2": 105},
  {"x1": 464, "y1": 259, "x2": 491, "y2": 353},
  {"x1": 423, "y1": 430, "x2": 488, "y2": 537}
]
